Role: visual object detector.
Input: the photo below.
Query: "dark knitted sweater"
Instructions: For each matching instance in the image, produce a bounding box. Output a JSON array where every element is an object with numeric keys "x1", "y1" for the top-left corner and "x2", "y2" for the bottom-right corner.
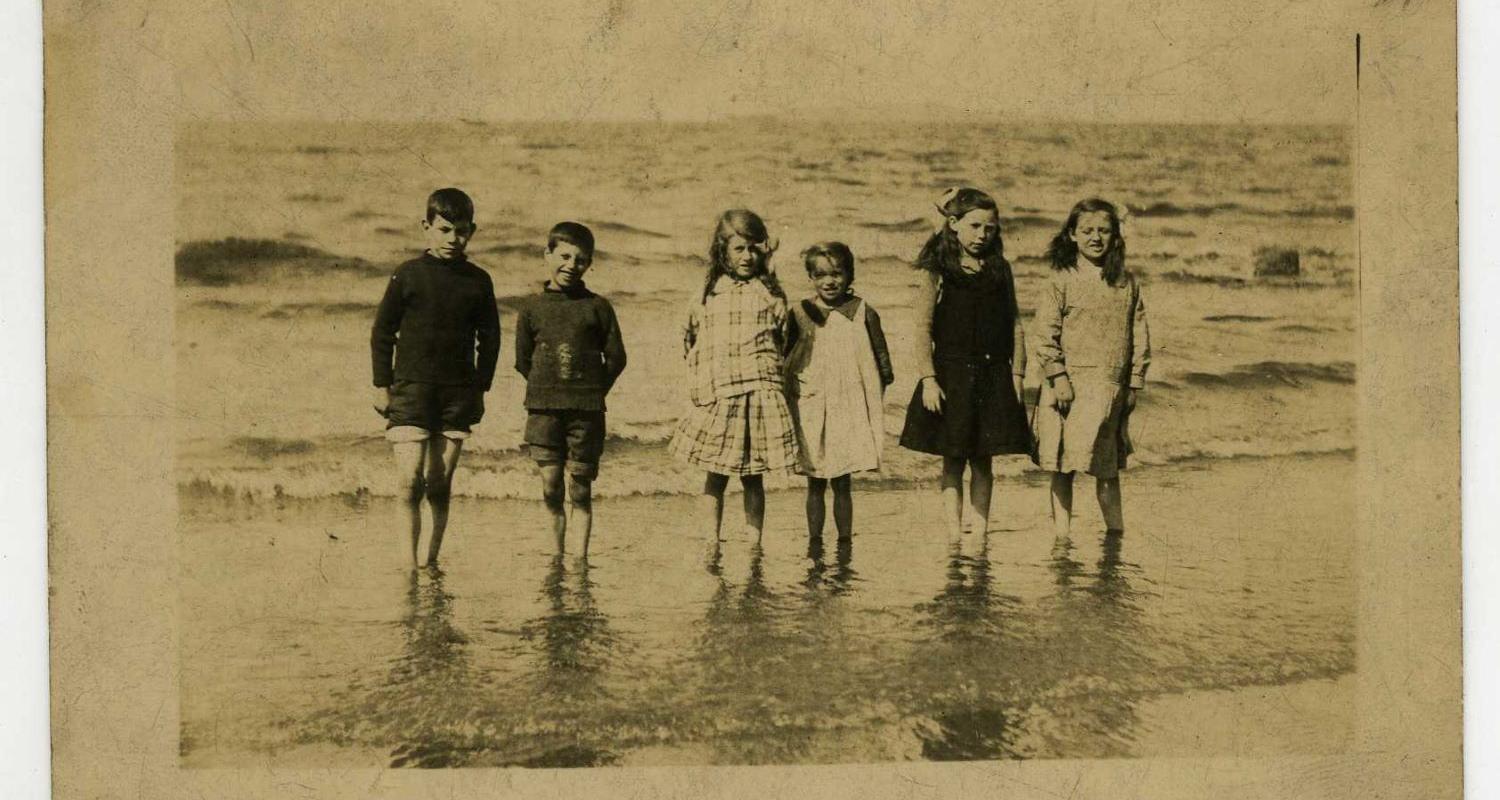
[
  {"x1": 370, "y1": 253, "x2": 502, "y2": 390},
  {"x1": 514, "y1": 281, "x2": 627, "y2": 411}
]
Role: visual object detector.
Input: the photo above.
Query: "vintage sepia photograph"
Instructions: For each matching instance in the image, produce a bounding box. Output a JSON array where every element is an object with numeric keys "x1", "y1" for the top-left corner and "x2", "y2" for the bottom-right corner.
[
  {"x1": 175, "y1": 72, "x2": 1355, "y2": 774},
  {"x1": 45, "y1": 0, "x2": 1461, "y2": 796}
]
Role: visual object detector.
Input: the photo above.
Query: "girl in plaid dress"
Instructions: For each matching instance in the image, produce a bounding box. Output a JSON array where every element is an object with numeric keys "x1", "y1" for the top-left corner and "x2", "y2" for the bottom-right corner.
[{"x1": 669, "y1": 209, "x2": 800, "y2": 540}]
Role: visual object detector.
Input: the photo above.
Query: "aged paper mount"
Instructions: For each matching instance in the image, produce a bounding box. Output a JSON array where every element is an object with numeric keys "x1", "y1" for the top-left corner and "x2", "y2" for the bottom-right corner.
[{"x1": 44, "y1": 1, "x2": 1458, "y2": 797}]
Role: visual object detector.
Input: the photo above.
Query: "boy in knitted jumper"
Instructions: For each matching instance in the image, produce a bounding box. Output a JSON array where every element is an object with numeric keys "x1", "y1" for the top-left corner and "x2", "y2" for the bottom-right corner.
[
  {"x1": 371, "y1": 188, "x2": 501, "y2": 569},
  {"x1": 514, "y1": 222, "x2": 628, "y2": 553}
]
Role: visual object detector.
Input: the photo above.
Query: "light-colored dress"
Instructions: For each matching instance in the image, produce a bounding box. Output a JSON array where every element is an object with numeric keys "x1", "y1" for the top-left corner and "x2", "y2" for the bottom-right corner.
[
  {"x1": 668, "y1": 276, "x2": 800, "y2": 476},
  {"x1": 785, "y1": 297, "x2": 892, "y2": 478},
  {"x1": 1032, "y1": 266, "x2": 1150, "y2": 478}
]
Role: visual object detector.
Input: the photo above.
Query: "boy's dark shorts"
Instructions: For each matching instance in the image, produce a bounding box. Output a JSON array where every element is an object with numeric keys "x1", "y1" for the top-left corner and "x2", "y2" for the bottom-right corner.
[
  {"x1": 524, "y1": 409, "x2": 606, "y2": 479},
  {"x1": 383, "y1": 380, "x2": 484, "y2": 442}
]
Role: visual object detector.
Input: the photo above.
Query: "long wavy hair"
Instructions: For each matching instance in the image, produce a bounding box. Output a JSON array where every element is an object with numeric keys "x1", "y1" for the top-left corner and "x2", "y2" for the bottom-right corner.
[
  {"x1": 915, "y1": 187, "x2": 1009, "y2": 279},
  {"x1": 701, "y1": 209, "x2": 785, "y2": 303},
  {"x1": 1046, "y1": 198, "x2": 1127, "y2": 286}
]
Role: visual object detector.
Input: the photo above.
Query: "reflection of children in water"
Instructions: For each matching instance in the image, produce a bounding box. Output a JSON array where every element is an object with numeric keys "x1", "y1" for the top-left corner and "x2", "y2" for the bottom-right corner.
[
  {"x1": 909, "y1": 534, "x2": 1148, "y2": 760},
  {"x1": 499, "y1": 554, "x2": 623, "y2": 767},
  {"x1": 1027, "y1": 532, "x2": 1151, "y2": 757},
  {"x1": 907, "y1": 535, "x2": 1027, "y2": 760},
  {"x1": 382, "y1": 569, "x2": 480, "y2": 767},
  {"x1": 521, "y1": 554, "x2": 617, "y2": 691},
  {"x1": 803, "y1": 533, "x2": 857, "y2": 595}
]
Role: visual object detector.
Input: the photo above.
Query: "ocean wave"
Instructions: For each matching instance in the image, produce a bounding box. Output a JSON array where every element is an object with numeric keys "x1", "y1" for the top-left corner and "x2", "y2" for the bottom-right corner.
[
  {"x1": 1276, "y1": 323, "x2": 1338, "y2": 334},
  {"x1": 1177, "y1": 361, "x2": 1355, "y2": 389},
  {"x1": 1283, "y1": 205, "x2": 1354, "y2": 220},
  {"x1": 175, "y1": 238, "x2": 385, "y2": 286},
  {"x1": 1127, "y1": 201, "x2": 1353, "y2": 221},
  {"x1": 1154, "y1": 270, "x2": 1349, "y2": 290},
  {"x1": 857, "y1": 218, "x2": 930, "y2": 233},
  {"x1": 179, "y1": 423, "x2": 1354, "y2": 506},
  {"x1": 579, "y1": 220, "x2": 672, "y2": 239},
  {"x1": 1129, "y1": 202, "x2": 1243, "y2": 218},
  {"x1": 1202, "y1": 314, "x2": 1274, "y2": 323},
  {"x1": 1005, "y1": 214, "x2": 1058, "y2": 231},
  {"x1": 1154, "y1": 270, "x2": 1248, "y2": 287},
  {"x1": 287, "y1": 192, "x2": 344, "y2": 203}
]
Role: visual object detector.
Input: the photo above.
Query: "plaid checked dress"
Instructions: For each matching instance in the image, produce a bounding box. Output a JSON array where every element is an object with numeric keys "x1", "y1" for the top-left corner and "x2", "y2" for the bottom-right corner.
[{"x1": 668, "y1": 276, "x2": 801, "y2": 475}]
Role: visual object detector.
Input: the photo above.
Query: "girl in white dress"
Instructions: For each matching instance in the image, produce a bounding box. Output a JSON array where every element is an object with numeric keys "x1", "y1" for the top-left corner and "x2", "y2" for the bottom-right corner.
[{"x1": 784, "y1": 242, "x2": 895, "y2": 540}]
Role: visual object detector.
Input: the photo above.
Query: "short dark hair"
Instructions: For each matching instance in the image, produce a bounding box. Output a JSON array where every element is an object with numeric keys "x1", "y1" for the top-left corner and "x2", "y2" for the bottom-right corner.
[
  {"x1": 547, "y1": 221, "x2": 595, "y2": 260},
  {"x1": 426, "y1": 188, "x2": 475, "y2": 224},
  {"x1": 803, "y1": 241, "x2": 856, "y2": 283}
]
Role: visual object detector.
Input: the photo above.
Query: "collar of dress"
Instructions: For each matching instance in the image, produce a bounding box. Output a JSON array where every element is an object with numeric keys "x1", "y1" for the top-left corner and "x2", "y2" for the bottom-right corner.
[{"x1": 800, "y1": 294, "x2": 860, "y2": 325}]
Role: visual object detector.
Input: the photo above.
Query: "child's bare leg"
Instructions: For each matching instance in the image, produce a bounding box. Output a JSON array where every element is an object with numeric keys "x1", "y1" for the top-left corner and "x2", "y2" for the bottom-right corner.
[
  {"x1": 967, "y1": 457, "x2": 994, "y2": 534},
  {"x1": 1049, "y1": 471, "x2": 1075, "y2": 540},
  {"x1": 831, "y1": 474, "x2": 854, "y2": 540},
  {"x1": 393, "y1": 441, "x2": 428, "y2": 568},
  {"x1": 568, "y1": 473, "x2": 594, "y2": 556},
  {"x1": 541, "y1": 464, "x2": 567, "y2": 552},
  {"x1": 700, "y1": 472, "x2": 730, "y2": 540},
  {"x1": 805, "y1": 477, "x2": 828, "y2": 540},
  {"x1": 741, "y1": 475, "x2": 765, "y2": 539},
  {"x1": 1096, "y1": 476, "x2": 1124, "y2": 533},
  {"x1": 940, "y1": 457, "x2": 966, "y2": 540},
  {"x1": 423, "y1": 437, "x2": 464, "y2": 566}
]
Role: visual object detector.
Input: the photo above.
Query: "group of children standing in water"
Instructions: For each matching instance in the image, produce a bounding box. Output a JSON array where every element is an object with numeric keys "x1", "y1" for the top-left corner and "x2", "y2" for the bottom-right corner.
[{"x1": 371, "y1": 186, "x2": 1150, "y2": 568}]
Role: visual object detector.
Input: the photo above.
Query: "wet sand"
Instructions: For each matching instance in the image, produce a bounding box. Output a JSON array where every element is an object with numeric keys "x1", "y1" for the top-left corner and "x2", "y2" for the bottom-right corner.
[{"x1": 180, "y1": 453, "x2": 1353, "y2": 767}]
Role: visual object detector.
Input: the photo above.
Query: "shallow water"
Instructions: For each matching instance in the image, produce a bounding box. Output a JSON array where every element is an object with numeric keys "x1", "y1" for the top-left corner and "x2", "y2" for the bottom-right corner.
[{"x1": 180, "y1": 453, "x2": 1353, "y2": 767}]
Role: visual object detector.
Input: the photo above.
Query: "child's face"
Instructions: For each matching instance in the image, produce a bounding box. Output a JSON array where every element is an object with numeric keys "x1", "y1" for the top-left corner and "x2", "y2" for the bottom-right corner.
[
  {"x1": 1069, "y1": 211, "x2": 1115, "y2": 265},
  {"x1": 725, "y1": 235, "x2": 763, "y2": 280},
  {"x1": 422, "y1": 213, "x2": 476, "y2": 260},
  {"x1": 949, "y1": 208, "x2": 999, "y2": 257},
  {"x1": 544, "y1": 241, "x2": 593, "y2": 288},
  {"x1": 808, "y1": 258, "x2": 851, "y2": 304}
]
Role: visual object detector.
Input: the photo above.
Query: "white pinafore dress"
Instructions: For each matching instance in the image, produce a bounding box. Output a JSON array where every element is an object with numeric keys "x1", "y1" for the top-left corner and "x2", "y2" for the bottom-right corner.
[{"x1": 787, "y1": 299, "x2": 886, "y2": 479}]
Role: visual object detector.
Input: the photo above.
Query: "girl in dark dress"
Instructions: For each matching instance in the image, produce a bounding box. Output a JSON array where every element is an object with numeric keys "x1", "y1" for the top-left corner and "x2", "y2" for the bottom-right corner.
[{"x1": 899, "y1": 187, "x2": 1031, "y2": 539}]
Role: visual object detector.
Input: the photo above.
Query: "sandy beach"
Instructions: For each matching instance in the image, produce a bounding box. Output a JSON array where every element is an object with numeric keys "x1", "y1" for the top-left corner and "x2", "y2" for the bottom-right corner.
[{"x1": 180, "y1": 452, "x2": 1353, "y2": 767}]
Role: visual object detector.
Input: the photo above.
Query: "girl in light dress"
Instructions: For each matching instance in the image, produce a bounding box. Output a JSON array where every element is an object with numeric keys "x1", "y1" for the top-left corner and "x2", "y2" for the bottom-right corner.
[
  {"x1": 783, "y1": 242, "x2": 894, "y2": 541},
  {"x1": 669, "y1": 209, "x2": 799, "y2": 542},
  {"x1": 1032, "y1": 198, "x2": 1151, "y2": 540}
]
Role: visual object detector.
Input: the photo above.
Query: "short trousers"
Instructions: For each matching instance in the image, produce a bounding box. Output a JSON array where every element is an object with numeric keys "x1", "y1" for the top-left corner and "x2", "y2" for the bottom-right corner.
[
  {"x1": 524, "y1": 409, "x2": 606, "y2": 479},
  {"x1": 382, "y1": 380, "x2": 484, "y2": 442}
]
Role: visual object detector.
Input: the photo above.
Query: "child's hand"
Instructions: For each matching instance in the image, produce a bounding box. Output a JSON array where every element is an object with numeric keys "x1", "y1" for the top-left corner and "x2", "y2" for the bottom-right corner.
[
  {"x1": 920, "y1": 376, "x2": 944, "y2": 413},
  {"x1": 1124, "y1": 388, "x2": 1137, "y2": 413},
  {"x1": 1051, "y1": 376, "x2": 1074, "y2": 415},
  {"x1": 372, "y1": 386, "x2": 392, "y2": 417}
]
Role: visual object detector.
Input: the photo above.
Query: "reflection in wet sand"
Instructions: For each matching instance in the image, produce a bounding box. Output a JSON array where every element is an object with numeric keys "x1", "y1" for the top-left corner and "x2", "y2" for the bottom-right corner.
[{"x1": 183, "y1": 456, "x2": 1356, "y2": 765}]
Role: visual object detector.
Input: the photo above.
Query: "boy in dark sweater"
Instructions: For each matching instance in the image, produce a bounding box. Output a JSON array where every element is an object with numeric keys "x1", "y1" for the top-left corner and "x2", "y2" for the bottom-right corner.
[
  {"x1": 514, "y1": 222, "x2": 627, "y2": 553},
  {"x1": 371, "y1": 188, "x2": 501, "y2": 569}
]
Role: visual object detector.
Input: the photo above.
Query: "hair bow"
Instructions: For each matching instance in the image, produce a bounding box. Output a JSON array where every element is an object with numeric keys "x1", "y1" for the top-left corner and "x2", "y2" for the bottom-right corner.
[{"x1": 933, "y1": 187, "x2": 961, "y2": 233}]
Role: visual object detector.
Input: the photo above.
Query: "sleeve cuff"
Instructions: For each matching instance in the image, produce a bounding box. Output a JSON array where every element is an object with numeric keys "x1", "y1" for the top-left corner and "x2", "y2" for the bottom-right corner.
[
  {"x1": 1043, "y1": 363, "x2": 1068, "y2": 379},
  {"x1": 1129, "y1": 376, "x2": 1146, "y2": 390}
]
